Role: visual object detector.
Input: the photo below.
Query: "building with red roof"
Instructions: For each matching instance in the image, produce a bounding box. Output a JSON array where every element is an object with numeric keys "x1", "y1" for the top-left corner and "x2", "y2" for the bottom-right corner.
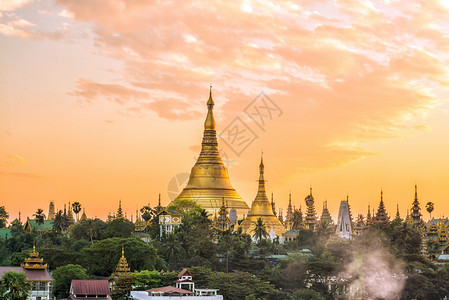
[{"x1": 69, "y1": 280, "x2": 111, "y2": 300}]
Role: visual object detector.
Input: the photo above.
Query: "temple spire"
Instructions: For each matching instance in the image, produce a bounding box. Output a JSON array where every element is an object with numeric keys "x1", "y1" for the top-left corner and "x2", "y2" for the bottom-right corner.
[
  {"x1": 239, "y1": 154, "x2": 285, "y2": 237},
  {"x1": 172, "y1": 88, "x2": 249, "y2": 218},
  {"x1": 205, "y1": 85, "x2": 215, "y2": 130}
]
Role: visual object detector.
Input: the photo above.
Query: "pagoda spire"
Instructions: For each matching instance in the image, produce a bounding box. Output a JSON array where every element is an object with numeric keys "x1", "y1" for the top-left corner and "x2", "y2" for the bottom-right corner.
[
  {"x1": 113, "y1": 247, "x2": 131, "y2": 276},
  {"x1": 239, "y1": 154, "x2": 285, "y2": 237},
  {"x1": 286, "y1": 193, "x2": 293, "y2": 229},
  {"x1": 271, "y1": 193, "x2": 276, "y2": 216},
  {"x1": 158, "y1": 193, "x2": 161, "y2": 207},
  {"x1": 304, "y1": 188, "x2": 317, "y2": 230},
  {"x1": 411, "y1": 184, "x2": 422, "y2": 224},
  {"x1": 395, "y1": 204, "x2": 401, "y2": 220},
  {"x1": 172, "y1": 88, "x2": 249, "y2": 218},
  {"x1": 320, "y1": 200, "x2": 333, "y2": 225},
  {"x1": 375, "y1": 190, "x2": 389, "y2": 224},
  {"x1": 116, "y1": 200, "x2": 124, "y2": 219},
  {"x1": 205, "y1": 84, "x2": 215, "y2": 130}
]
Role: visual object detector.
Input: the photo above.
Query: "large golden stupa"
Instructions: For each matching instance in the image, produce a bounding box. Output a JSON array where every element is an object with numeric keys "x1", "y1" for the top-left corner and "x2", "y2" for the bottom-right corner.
[
  {"x1": 240, "y1": 155, "x2": 286, "y2": 238},
  {"x1": 171, "y1": 89, "x2": 250, "y2": 218}
]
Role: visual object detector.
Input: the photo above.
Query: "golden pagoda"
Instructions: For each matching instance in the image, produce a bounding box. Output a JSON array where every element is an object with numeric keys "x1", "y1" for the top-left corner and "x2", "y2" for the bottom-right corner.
[
  {"x1": 240, "y1": 155, "x2": 285, "y2": 237},
  {"x1": 113, "y1": 247, "x2": 131, "y2": 276},
  {"x1": 21, "y1": 245, "x2": 47, "y2": 270},
  {"x1": 171, "y1": 88, "x2": 250, "y2": 218}
]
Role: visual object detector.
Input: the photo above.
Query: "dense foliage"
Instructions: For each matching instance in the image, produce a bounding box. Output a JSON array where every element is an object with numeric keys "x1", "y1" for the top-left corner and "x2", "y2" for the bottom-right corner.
[{"x1": 0, "y1": 203, "x2": 448, "y2": 299}]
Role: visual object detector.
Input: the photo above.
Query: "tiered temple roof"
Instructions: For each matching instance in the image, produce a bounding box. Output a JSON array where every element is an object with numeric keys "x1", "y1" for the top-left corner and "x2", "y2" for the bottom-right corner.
[
  {"x1": 320, "y1": 201, "x2": 333, "y2": 225},
  {"x1": 21, "y1": 245, "x2": 47, "y2": 270},
  {"x1": 113, "y1": 247, "x2": 131, "y2": 276},
  {"x1": 304, "y1": 188, "x2": 317, "y2": 230},
  {"x1": 375, "y1": 190, "x2": 389, "y2": 224}
]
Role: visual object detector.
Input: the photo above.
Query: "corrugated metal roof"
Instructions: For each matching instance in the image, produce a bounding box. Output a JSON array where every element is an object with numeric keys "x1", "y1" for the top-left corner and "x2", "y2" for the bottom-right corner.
[
  {"x1": 0, "y1": 267, "x2": 53, "y2": 281},
  {"x1": 71, "y1": 280, "x2": 110, "y2": 295},
  {"x1": 146, "y1": 286, "x2": 194, "y2": 295}
]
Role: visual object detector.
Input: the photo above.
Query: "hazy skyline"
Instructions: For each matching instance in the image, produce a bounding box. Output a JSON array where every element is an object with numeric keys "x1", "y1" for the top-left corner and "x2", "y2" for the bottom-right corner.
[{"x1": 1, "y1": 0, "x2": 449, "y2": 221}]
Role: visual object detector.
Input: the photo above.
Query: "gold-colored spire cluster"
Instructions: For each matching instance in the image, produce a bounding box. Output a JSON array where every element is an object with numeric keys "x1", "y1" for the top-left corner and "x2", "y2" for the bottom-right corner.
[
  {"x1": 172, "y1": 88, "x2": 249, "y2": 218},
  {"x1": 22, "y1": 245, "x2": 47, "y2": 270},
  {"x1": 240, "y1": 155, "x2": 285, "y2": 237},
  {"x1": 114, "y1": 247, "x2": 131, "y2": 276}
]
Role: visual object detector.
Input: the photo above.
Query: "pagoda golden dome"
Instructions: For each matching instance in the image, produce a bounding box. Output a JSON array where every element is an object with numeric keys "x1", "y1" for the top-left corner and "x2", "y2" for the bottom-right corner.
[
  {"x1": 171, "y1": 88, "x2": 250, "y2": 218},
  {"x1": 239, "y1": 155, "x2": 285, "y2": 237}
]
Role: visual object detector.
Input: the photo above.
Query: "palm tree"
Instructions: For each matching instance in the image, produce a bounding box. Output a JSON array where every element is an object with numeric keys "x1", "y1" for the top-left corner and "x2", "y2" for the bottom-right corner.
[
  {"x1": 162, "y1": 233, "x2": 184, "y2": 270},
  {"x1": 72, "y1": 202, "x2": 82, "y2": 222},
  {"x1": 251, "y1": 217, "x2": 268, "y2": 241},
  {"x1": 33, "y1": 208, "x2": 45, "y2": 226},
  {"x1": 426, "y1": 202, "x2": 434, "y2": 220},
  {"x1": 292, "y1": 209, "x2": 303, "y2": 230},
  {"x1": 53, "y1": 210, "x2": 64, "y2": 233},
  {"x1": 0, "y1": 270, "x2": 32, "y2": 299}
]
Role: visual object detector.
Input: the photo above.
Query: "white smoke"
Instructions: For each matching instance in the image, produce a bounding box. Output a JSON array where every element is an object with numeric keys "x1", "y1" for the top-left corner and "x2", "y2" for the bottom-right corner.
[{"x1": 339, "y1": 239, "x2": 405, "y2": 299}]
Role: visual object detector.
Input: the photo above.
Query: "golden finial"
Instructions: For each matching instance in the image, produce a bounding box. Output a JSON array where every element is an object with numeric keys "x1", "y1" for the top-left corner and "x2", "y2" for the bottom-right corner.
[
  {"x1": 122, "y1": 247, "x2": 125, "y2": 258},
  {"x1": 205, "y1": 86, "x2": 215, "y2": 129},
  {"x1": 33, "y1": 244, "x2": 36, "y2": 253}
]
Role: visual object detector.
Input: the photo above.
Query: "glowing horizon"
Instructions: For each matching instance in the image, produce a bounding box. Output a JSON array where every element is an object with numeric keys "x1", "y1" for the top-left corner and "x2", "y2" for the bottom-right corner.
[{"x1": 1, "y1": 0, "x2": 449, "y2": 223}]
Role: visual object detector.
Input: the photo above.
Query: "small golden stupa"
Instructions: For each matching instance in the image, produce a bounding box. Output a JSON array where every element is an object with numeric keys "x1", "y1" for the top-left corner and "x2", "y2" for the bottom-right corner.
[
  {"x1": 240, "y1": 155, "x2": 285, "y2": 237},
  {"x1": 113, "y1": 247, "x2": 131, "y2": 276},
  {"x1": 21, "y1": 245, "x2": 47, "y2": 270},
  {"x1": 171, "y1": 88, "x2": 250, "y2": 218}
]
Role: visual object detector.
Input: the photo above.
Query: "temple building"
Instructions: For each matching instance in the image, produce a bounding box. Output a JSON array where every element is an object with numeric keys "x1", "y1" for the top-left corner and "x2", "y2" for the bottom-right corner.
[
  {"x1": 353, "y1": 214, "x2": 365, "y2": 236},
  {"x1": 158, "y1": 209, "x2": 182, "y2": 237},
  {"x1": 335, "y1": 200, "x2": 352, "y2": 239},
  {"x1": 410, "y1": 185, "x2": 426, "y2": 232},
  {"x1": 304, "y1": 188, "x2": 318, "y2": 230},
  {"x1": 215, "y1": 198, "x2": 231, "y2": 231},
  {"x1": 285, "y1": 194, "x2": 293, "y2": 230},
  {"x1": 47, "y1": 201, "x2": 55, "y2": 220},
  {"x1": 320, "y1": 201, "x2": 333, "y2": 225},
  {"x1": 112, "y1": 247, "x2": 131, "y2": 277},
  {"x1": 239, "y1": 155, "x2": 285, "y2": 238},
  {"x1": 0, "y1": 246, "x2": 54, "y2": 299},
  {"x1": 171, "y1": 89, "x2": 250, "y2": 218},
  {"x1": 24, "y1": 218, "x2": 54, "y2": 233},
  {"x1": 374, "y1": 190, "x2": 389, "y2": 224}
]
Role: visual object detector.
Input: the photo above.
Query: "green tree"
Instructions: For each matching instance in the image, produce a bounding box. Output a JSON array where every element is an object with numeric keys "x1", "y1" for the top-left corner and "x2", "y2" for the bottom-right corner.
[
  {"x1": 101, "y1": 218, "x2": 135, "y2": 239},
  {"x1": 162, "y1": 233, "x2": 184, "y2": 270},
  {"x1": 52, "y1": 264, "x2": 89, "y2": 298},
  {"x1": 69, "y1": 218, "x2": 106, "y2": 243},
  {"x1": 33, "y1": 208, "x2": 45, "y2": 226},
  {"x1": 291, "y1": 209, "x2": 303, "y2": 230},
  {"x1": 80, "y1": 237, "x2": 164, "y2": 276},
  {"x1": 53, "y1": 210, "x2": 64, "y2": 233},
  {"x1": 206, "y1": 270, "x2": 274, "y2": 300},
  {"x1": 0, "y1": 206, "x2": 9, "y2": 228},
  {"x1": 0, "y1": 270, "x2": 32, "y2": 300},
  {"x1": 251, "y1": 218, "x2": 268, "y2": 241},
  {"x1": 111, "y1": 274, "x2": 134, "y2": 299},
  {"x1": 72, "y1": 202, "x2": 82, "y2": 222}
]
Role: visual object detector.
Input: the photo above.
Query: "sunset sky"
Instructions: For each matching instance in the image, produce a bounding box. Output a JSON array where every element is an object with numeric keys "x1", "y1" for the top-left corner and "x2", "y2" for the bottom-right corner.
[{"x1": 1, "y1": 0, "x2": 449, "y2": 223}]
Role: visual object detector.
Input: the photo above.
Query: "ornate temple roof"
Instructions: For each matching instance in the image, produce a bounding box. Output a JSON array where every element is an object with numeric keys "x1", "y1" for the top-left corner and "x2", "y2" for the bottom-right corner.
[
  {"x1": 113, "y1": 247, "x2": 131, "y2": 276},
  {"x1": 21, "y1": 245, "x2": 47, "y2": 270},
  {"x1": 171, "y1": 88, "x2": 249, "y2": 218},
  {"x1": 375, "y1": 190, "x2": 390, "y2": 224},
  {"x1": 320, "y1": 200, "x2": 333, "y2": 224},
  {"x1": 304, "y1": 188, "x2": 318, "y2": 230},
  {"x1": 239, "y1": 155, "x2": 285, "y2": 237}
]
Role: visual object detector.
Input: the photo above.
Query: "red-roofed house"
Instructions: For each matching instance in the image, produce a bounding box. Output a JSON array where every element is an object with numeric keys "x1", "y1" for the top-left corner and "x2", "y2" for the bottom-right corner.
[
  {"x1": 69, "y1": 280, "x2": 111, "y2": 300},
  {"x1": 0, "y1": 246, "x2": 54, "y2": 300},
  {"x1": 175, "y1": 269, "x2": 194, "y2": 291}
]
